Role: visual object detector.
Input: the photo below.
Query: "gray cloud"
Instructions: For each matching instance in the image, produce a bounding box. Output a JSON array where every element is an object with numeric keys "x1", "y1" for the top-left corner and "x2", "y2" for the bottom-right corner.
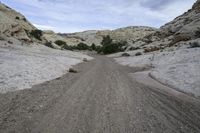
[
  {"x1": 2, "y1": 0, "x2": 196, "y2": 32},
  {"x1": 140, "y1": 0, "x2": 175, "y2": 10}
]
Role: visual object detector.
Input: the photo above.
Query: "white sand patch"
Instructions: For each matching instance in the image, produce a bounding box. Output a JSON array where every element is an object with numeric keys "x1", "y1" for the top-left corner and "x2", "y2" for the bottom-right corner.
[
  {"x1": 115, "y1": 48, "x2": 200, "y2": 97},
  {"x1": 0, "y1": 41, "x2": 92, "y2": 93}
]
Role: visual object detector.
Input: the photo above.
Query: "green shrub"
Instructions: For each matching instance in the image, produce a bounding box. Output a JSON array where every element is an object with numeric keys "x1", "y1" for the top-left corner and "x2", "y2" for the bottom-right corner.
[
  {"x1": 76, "y1": 43, "x2": 89, "y2": 50},
  {"x1": 69, "y1": 68, "x2": 78, "y2": 73},
  {"x1": 101, "y1": 35, "x2": 112, "y2": 46},
  {"x1": 100, "y1": 37, "x2": 127, "y2": 54},
  {"x1": 98, "y1": 35, "x2": 127, "y2": 54},
  {"x1": 15, "y1": 16, "x2": 20, "y2": 20},
  {"x1": 129, "y1": 47, "x2": 140, "y2": 51},
  {"x1": 55, "y1": 40, "x2": 66, "y2": 46},
  {"x1": 30, "y1": 30, "x2": 42, "y2": 40},
  {"x1": 96, "y1": 46, "x2": 103, "y2": 53},
  {"x1": 195, "y1": 28, "x2": 200, "y2": 38},
  {"x1": 122, "y1": 53, "x2": 130, "y2": 57},
  {"x1": 135, "y1": 52, "x2": 142, "y2": 56},
  {"x1": 44, "y1": 42, "x2": 54, "y2": 49},
  {"x1": 101, "y1": 42, "x2": 127, "y2": 54},
  {"x1": 101, "y1": 43, "x2": 117, "y2": 54},
  {"x1": 62, "y1": 44, "x2": 74, "y2": 50},
  {"x1": 60, "y1": 42, "x2": 92, "y2": 51},
  {"x1": 91, "y1": 43, "x2": 96, "y2": 51}
]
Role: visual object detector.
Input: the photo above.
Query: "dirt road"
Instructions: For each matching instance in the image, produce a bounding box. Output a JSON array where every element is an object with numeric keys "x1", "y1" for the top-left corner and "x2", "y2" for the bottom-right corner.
[{"x1": 0, "y1": 56, "x2": 200, "y2": 133}]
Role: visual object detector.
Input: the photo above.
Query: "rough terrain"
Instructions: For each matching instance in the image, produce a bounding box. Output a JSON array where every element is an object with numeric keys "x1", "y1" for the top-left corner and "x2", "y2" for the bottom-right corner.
[
  {"x1": 0, "y1": 56, "x2": 200, "y2": 133},
  {"x1": 0, "y1": 3, "x2": 36, "y2": 41}
]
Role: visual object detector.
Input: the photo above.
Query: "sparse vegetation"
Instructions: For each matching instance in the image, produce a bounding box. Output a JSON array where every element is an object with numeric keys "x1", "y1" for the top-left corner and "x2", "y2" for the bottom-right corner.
[
  {"x1": 169, "y1": 34, "x2": 191, "y2": 47},
  {"x1": 101, "y1": 35, "x2": 112, "y2": 46},
  {"x1": 121, "y1": 53, "x2": 130, "y2": 57},
  {"x1": 76, "y1": 43, "x2": 90, "y2": 50},
  {"x1": 135, "y1": 52, "x2": 142, "y2": 56},
  {"x1": 95, "y1": 46, "x2": 103, "y2": 54},
  {"x1": 30, "y1": 30, "x2": 42, "y2": 41},
  {"x1": 69, "y1": 68, "x2": 78, "y2": 73},
  {"x1": 62, "y1": 44, "x2": 74, "y2": 50},
  {"x1": 129, "y1": 47, "x2": 140, "y2": 51},
  {"x1": 57, "y1": 42, "x2": 93, "y2": 51},
  {"x1": 45, "y1": 42, "x2": 54, "y2": 49},
  {"x1": 102, "y1": 42, "x2": 127, "y2": 54},
  {"x1": 55, "y1": 40, "x2": 66, "y2": 46},
  {"x1": 99, "y1": 35, "x2": 127, "y2": 54},
  {"x1": 7, "y1": 40, "x2": 13, "y2": 44},
  {"x1": 144, "y1": 46, "x2": 160, "y2": 53},
  {"x1": 15, "y1": 16, "x2": 20, "y2": 20},
  {"x1": 55, "y1": 36, "x2": 127, "y2": 54},
  {"x1": 91, "y1": 43, "x2": 96, "y2": 51},
  {"x1": 195, "y1": 28, "x2": 200, "y2": 38}
]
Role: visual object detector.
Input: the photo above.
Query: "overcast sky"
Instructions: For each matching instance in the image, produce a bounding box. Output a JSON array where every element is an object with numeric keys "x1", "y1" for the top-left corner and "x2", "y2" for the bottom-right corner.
[{"x1": 1, "y1": 0, "x2": 196, "y2": 33}]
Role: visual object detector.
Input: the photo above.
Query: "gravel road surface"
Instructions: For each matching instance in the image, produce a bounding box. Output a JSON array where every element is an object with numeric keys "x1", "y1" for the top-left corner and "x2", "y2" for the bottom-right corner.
[{"x1": 0, "y1": 56, "x2": 200, "y2": 133}]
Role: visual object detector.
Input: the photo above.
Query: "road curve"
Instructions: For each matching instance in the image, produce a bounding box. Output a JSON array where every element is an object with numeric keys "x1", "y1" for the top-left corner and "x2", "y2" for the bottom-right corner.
[{"x1": 0, "y1": 56, "x2": 200, "y2": 133}]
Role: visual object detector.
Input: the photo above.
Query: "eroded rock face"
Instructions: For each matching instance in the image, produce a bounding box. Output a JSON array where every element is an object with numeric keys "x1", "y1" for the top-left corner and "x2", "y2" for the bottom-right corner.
[
  {"x1": 193, "y1": 0, "x2": 200, "y2": 13},
  {"x1": 0, "y1": 3, "x2": 36, "y2": 41},
  {"x1": 161, "y1": 0, "x2": 200, "y2": 39}
]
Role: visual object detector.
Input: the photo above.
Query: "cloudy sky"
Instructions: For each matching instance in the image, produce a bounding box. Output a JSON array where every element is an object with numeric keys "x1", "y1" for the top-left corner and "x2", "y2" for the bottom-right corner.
[{"x1": 1, "y1": 0, "x2": 196, "y2": 33}]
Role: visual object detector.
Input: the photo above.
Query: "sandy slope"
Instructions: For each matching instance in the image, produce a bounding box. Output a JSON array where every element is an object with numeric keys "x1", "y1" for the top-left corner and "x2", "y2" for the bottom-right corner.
[
  {"x1": 0, "y1": 56, "x2": 200, "y2": 133},
  {"x1": 0, "y1": 40, "x2": 92, "y2": 93}
]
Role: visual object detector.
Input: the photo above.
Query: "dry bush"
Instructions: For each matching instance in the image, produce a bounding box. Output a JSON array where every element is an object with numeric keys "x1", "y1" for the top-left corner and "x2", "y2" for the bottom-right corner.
[
  {"x1": 69, "y1": 68, "x2": 78, "y2": 73},
  {"x1": 169, "y1": 34, "x2": 191, "y2": 47},
  {"x1": 135, "y1": 52, "x2": 142, "y2": 56},
  {"x1": 121, "y1": 53, "x2": 130, "y2": 57},
  {"x1": 144, "y1": 46, "x2": 160, "y2": 53}
]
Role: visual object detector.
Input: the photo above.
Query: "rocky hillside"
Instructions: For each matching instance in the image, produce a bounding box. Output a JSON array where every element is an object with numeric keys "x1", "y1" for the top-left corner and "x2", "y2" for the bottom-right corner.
[
  {"x1": 42, "y1": 30, "x2": 82, "y2": 47},
  {"x1": 0, "y1": 3, "x2": 68, "y2": 49},
  {"x1": 54, "y1": 0, "x2": 200, "y2": 51},
  {"x1": 107, "y1": 26, "x2": 157, "y2": 43},
  {"x1": 0, "y1": 3, "x2": 36, "y2": 41},
  {"x1": 112, "y1": 0, "x2": 200, "y2": 98},
  {"x1": 60, "y1": 30, "x2": 103, "y2": 46},
  {"x1": 161, "y1": 0, "x2": 200, "y2": 38},
  {"x1": 124, "y1": 0, "x2": 200, "y2": 53},
  {"x1": 60, "y1": 26, "x2": 157, "y2": 46}
]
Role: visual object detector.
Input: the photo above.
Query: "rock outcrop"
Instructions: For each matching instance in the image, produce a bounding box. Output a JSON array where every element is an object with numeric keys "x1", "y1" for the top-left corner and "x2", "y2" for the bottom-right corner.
[
  {"x1": 0, "y1": 3, "x2": 36, "y2": 41},
  {"x1": 161, "y1": 0, "x2": 200, "y2": 40},
  {"x1": 128, "y1": 0, "x2": 200, "y2": 52}
]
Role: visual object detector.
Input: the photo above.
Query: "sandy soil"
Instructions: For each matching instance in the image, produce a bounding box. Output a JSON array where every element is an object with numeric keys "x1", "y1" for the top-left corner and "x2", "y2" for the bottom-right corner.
[{"x1": 0, "y1": 56, "x2": 200, "y2": 133}]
